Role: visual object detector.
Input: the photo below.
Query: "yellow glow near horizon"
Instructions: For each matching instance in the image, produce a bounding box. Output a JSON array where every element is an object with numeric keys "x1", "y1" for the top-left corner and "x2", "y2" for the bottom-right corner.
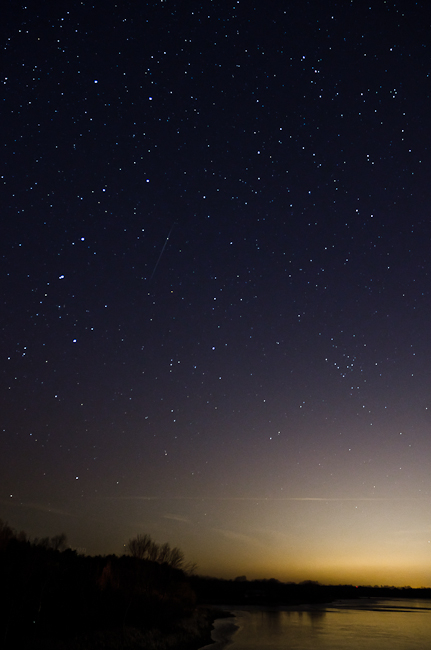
[{"x1": 4, "y1": 492, "x2": 431, "y2": 588}]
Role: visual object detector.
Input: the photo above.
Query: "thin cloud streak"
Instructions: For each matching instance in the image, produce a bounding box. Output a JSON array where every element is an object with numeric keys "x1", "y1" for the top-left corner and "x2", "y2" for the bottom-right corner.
[
  {"x1": 105, "y1": 496, "x2": 431, "y2": 502},
  {"x1": 0, "y1": 499, "x2": 77, "y2": 518},
  {"x1": 213, "y1": 528, "x2": 265, "y2": 547},
  {"x1": 163, "y1": 514, "x2": 192, "y2": 523}
]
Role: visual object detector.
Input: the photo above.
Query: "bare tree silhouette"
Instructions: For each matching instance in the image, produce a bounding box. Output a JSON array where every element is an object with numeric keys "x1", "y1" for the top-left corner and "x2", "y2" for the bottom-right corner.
[
  {"x1": 126, "y1": 533, "x2": 196, "y2": 573},
  {"x1": 126, "y1": 533, "x2": 153, "y2": 560}
]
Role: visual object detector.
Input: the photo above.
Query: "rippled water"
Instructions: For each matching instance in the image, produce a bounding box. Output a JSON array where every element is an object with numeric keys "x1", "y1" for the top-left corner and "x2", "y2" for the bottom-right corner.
[{"x1": 213, "y1": 600, "x2": 431, "y2": 650}]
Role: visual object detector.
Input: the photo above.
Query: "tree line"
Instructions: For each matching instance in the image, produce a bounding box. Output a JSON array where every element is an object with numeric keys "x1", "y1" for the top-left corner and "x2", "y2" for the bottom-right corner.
[
  {"x1": 126, "y1": 532, "x2": 196, "y2": 573},
  {"x1": 0, "y1": 519, "x2": 200, "y2": 649}
]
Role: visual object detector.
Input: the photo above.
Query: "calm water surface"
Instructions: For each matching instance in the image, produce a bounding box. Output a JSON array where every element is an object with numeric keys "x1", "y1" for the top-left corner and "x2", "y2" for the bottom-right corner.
[{"x1": 218, "y1": 600, "x2": 431, "y2": 650}]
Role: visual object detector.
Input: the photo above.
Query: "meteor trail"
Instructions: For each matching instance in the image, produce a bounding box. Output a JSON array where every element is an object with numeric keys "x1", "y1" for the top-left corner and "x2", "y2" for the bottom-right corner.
[{"x1": 149, "y1": 222, "x2": 175, "y2": 279}]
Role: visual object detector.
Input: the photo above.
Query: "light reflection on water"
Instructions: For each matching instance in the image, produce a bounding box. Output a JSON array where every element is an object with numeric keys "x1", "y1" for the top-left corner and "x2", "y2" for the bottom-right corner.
[{"x1": 223, "y1": 600, "x2": 431, "y2": 650}]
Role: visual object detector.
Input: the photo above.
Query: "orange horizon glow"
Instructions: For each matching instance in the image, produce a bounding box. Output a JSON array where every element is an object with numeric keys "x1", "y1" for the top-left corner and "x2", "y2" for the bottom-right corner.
[{"x1": 4, "y1": 490, "x2": 431, "y2": 590}]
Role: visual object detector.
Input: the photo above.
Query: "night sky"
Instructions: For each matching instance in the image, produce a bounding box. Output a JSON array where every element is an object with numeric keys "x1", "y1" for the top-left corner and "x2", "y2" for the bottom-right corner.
[{"x1": 3, "y1": 0, "x2": 431, "y2": 587}]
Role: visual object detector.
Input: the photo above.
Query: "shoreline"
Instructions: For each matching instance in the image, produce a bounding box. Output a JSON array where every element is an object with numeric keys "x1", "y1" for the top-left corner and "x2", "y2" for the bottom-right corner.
[{"x1": 198, "y1": 611, "x2": 240, "y2": 650}]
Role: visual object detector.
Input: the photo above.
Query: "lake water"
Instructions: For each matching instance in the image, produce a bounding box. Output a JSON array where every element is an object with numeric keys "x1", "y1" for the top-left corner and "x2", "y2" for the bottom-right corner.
[{"x1": 205, "y1": 600, "x2": 431, "y2": 650}]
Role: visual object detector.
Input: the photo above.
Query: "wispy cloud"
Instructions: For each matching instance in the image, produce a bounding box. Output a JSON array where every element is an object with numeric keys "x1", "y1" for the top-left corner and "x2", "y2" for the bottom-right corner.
[
  {"x1": 0, "y1": 499, "x2": 76, "y2": 518},
  {"x1": 393, "y1": 525, "x2": 431, "y2": 537},
  {"x1": 253, "y1": 527, "x2": 292, "y2": 543},
  {"x1": 213, "y1": 528, "x2": 264, "y2": 547}
]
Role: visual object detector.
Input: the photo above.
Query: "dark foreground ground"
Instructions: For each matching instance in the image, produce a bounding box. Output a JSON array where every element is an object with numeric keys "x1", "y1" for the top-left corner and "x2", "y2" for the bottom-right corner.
[
  {"x1": 26, "y1": 606, "x2": 227, "y2": 650},
  {"x1": 1, "y1": 535, "x2": 229, "y2": 650},
  {"x1": 2, "y1": 535, "x2": 431, "y2": 649}
]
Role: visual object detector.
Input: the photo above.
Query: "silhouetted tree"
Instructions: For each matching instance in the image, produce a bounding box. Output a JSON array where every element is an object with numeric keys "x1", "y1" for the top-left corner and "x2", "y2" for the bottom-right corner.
[
  {"x1": 126, "y1": 533, "x2": 196, "y2": 574},
  {"x1": 167, "y1": 546, "x2": 185, "y2": 570},
  {"x1": 126, "y1": 533, "x2": 153, "y2": 560},
  {"x1": 147, "y1": 539, "x2": 160, "y2": 562},
  {"x1": 157, "y1": 542, "x2": 171, "y2": 564},
  {"x1": 0, "y1": 519, "x2": 15, "y2": 550},
  {"x1": 50, "y1": 533, "x2": 68, "y2": 551}
]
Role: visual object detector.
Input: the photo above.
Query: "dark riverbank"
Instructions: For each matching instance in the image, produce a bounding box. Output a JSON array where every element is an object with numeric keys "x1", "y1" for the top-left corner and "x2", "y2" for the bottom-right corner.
[
  {"x1": 26, "y1": 606, "x2": 229, "y2": 650},
  {"x1": 1, "y1": 522, "x2": 237, "y2": 650},
  {"x1": 0, "y1": 530, "x2": 209, "y2": 649}
]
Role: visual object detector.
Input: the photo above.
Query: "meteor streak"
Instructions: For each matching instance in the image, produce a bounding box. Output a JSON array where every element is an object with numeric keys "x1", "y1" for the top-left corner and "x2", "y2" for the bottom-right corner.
[{"x1": 150, "y1": 222, "x2": 175, "y2": 279}]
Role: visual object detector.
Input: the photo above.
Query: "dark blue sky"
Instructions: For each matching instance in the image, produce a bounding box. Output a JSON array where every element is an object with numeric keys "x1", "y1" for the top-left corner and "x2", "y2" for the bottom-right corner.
[{"x1": 2, "y1": 0, "x2": 431, "y2": 585}]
